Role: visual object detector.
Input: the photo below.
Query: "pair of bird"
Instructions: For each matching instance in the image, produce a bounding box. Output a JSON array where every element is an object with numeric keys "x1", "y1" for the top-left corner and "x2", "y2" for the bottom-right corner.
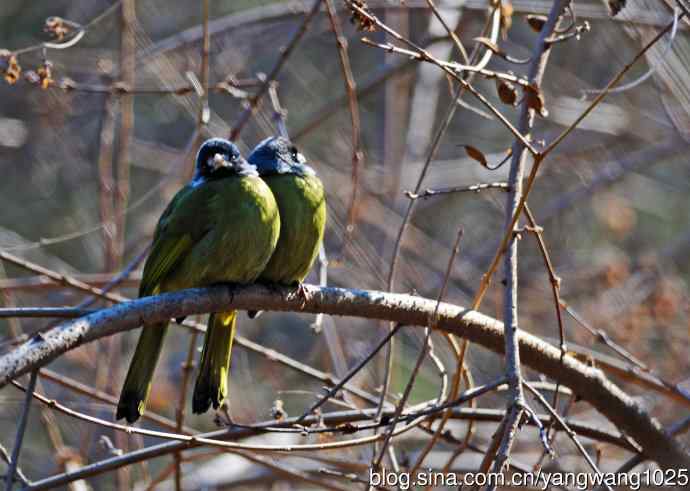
[{"x1": 116, "y1": 136, "x2": 326, "y2": 424}]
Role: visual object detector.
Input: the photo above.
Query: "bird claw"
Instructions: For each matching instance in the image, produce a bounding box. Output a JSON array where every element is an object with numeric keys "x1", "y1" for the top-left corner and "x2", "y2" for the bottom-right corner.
[
  {"x1": 215, "y1": 402, "x2": 235, "y2": 427},
  {"x1": 295, "y1": 282, "x2": 310, "y2": 309}
]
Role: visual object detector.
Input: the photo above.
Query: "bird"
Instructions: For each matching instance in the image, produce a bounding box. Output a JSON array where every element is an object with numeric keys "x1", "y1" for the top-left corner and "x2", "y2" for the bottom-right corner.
[
  {"x1": 247, "y1": 136, "x2": 326, "y2": 313},
  {"x1": 116, "y1": 138, "x2": 280, "y2": 423}
]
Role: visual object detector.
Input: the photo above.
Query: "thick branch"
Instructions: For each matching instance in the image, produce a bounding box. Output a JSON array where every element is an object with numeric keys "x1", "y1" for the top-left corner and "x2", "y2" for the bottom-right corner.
[{"x1": 0, "y1": 284, "x2": 687, "y2": 469}]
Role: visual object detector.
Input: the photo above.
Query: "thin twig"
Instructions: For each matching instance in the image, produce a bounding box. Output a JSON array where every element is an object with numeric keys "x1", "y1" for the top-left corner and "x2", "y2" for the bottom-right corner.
[
  {"x1": 37, "y1": 368, "x2": 196, "y2": 433},
  {"x1": 0, "y1": 265, "x2": 68, "y2": 470},
  {"x1": 24, "y1": 383, "x2": 506, "y2": 491},
  {"x1": 295, "y1": 324, "x2": 403, "y2": 424},
  {"x1": 229, "y1": 0, "x2": 324, "y2": 141},
  {"x1": 581, "y1": 8, "x2": 679, "y2": 96},
  {"x1": 174, "y1": 329, "x2": 198, "y2": 491},
  {"x1": 379, "y1": 8, "x2": 501, "y2": 455},
  {"x1": 45, "y1": 77, "x2": 259, "y2": 95},
  {"x1": 524, "y1": 382, "x2": 613, "y2": 491},
  {"x1": 425, "y1": 0, "x2": 470, "y2": 63},
  {"x1": 360, "y1": 38, "x2": 533, "y2": 88},
  {"x1": 405, "y1": 182, "x2": 509, "y2": 200},
  {"x1": 112, "y1": 3, "x2": 137, "y2": 487},
  {"x1": 523, "y1": 204, "x2": 568, "y2": 459},
  {"x1": 470, "y1": 12, "x2": 685, "y2": 312},
  {"x1": 373, "y1": 229, "x2": 464, "y2": 470},
  {"x1": 0, "y1": 250, "x2": 127, "y2": 303},
  {"x1": 113, "y1": 0, "x2": 135, "y2": 272},
  {"x1": 15, "y1": 379, "x2": 436, "y2": 455},
  {"x1": 324, "y1": 0, "x2": 364, "y2": 253},
  {"x1": 596, "y1": 414, "x2": 690, "y2": 491},
  {"x1": 198, "y1": 0, "x2": 211, "y2": 130},
  {"x1": 5, "y1": 370, "x2": 38, "y2": 491},
  {"x1": 349, "y1": 2, "x2": 538, "y2": 154},
  {"x1": 409, "y1": 230, "x2": 472, "y2": 476},
  {"x1": 97, "y1": 93, "x2": 117, "y2": 272},
  {"x1": 80, "y1": 245, "x2": 150, "y2": 309},
  {"x1": 0, "y1": 444, "x2": 28, "y2": 487},
  {"x1": 267, "y1": 82, "x2": 289, "y2": 138},
  {"x1": 489, "y1": 2, "x2": 570, "y2": 481},
  {"x1": 544, "y1": 13, "x2": 683, "y2": 157}
]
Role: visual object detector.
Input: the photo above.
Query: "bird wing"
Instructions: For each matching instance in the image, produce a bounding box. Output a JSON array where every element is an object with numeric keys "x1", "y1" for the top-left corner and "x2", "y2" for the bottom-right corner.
[{"x1": 138, "y1": 184, "x2": 213, "y2": 297}]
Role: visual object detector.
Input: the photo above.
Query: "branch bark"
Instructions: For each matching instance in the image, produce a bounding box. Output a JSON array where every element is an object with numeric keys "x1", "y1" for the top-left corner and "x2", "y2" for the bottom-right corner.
[{"x1": 0, "y1": 283, "x2": 687, "y2": 470}]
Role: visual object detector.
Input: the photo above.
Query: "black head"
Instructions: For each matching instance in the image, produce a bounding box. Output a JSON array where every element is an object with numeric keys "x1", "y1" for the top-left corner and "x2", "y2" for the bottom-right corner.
[
  {"x1": 247, "y1": 137, "x2": 315, "y2": 177},
  {"x1": 193, "y1": 138, "x2": 256, "y2": 182}
]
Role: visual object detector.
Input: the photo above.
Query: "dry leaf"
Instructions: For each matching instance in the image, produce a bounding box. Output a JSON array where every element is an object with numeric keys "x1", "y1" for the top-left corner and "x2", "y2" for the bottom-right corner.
[
  {"x1": 497, "y1": 80, "x2": 518, "y2": 106},
  {"x1": 526, "y1": 14, "x2": 547, "y2": 32},
  {"x1": 607, "y1": 0, "x2": 627, "y2": 16},
  {"x1": 525, "y1": 86, "x2": 548, "y2": 117},
  {"x1": 462, "y1": 145, "x2": 488, "y2": 167}
]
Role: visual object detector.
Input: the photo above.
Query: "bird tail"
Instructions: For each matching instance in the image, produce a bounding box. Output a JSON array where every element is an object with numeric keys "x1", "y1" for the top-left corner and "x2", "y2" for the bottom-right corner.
[
  {"x1": 192, "y1": 311, "x2": 237, "y2": 414},
  {"x1": 117, "y1": 322, "x2": 168, "y2": 423}
]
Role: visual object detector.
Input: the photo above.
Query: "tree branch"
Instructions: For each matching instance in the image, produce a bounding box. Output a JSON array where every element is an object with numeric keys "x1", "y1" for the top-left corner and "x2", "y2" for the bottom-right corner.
[{"x1": 0, "y1": 284, "x2": 687, "y2": 470}]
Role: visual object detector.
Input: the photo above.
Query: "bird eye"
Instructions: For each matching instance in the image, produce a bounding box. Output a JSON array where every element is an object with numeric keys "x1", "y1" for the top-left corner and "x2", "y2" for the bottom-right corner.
[{"x1": 290, "y1": 146, "x2": 299, "y2": 161}]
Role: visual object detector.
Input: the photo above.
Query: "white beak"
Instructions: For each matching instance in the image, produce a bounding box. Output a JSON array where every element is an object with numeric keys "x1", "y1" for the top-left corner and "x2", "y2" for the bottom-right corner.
[{"x1": 211, "y1": 153, "x2": 228, "y2": 170}]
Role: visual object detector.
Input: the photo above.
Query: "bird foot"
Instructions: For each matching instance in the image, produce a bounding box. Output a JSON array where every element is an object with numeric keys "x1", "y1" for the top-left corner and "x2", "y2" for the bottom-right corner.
[
  {"x1": 214, "y1": 402, "x2": 235, "y2": 427},
  {"x1": 294, "y1": 282, "x2": 310, "y2": 309}
]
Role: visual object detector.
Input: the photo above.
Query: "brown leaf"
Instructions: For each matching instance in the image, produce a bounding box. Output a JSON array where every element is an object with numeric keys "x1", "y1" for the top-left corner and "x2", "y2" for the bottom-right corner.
[
  {"x1": 525, "y1": 85, "x2": 548, "y2": 117},
  {"x1": 607, "y1": 0, "x2": 627, "y2": 16},
  {"x1": 526, "y1": 14, "x2": 547, "y2": 32},
  {"x1": 497, "y1": 80, "x2": 518, "y2": 106},
  {"x1": 462, "y1": 145, "x2": 488, "y2": 167}
]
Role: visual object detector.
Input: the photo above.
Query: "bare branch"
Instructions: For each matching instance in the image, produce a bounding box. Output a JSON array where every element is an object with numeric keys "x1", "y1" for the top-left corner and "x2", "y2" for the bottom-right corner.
[
  {"x1": 0, "y1": 283, "x2": 687, "y2": 470},
  {"x1": 228, "y1": 0, "x2": 324, "y2": 141},
  {"x1": 4, "y1": 370, "x2": 37, "y2": 490}
]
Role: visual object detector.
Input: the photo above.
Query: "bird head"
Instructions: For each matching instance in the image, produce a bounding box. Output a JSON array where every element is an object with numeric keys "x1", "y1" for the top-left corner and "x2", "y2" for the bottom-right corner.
[
  {"x1": 247, "y1": 137, "x2": 316, "y2": 177},
  {"x1": 193, "y1": 138, "x2": 256, "y2": 182}
]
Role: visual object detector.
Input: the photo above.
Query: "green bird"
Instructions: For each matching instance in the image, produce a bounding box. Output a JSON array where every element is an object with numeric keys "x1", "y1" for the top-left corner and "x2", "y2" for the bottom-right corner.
[
  {"x1": 117, "y1": 138, "x2": 280, "y2": 423},
  {"x1": 247, "y1": 137, "x2": 326, "y2": 308}
]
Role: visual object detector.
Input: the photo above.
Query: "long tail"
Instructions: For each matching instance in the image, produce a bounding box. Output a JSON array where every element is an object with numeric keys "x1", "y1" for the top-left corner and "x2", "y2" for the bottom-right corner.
[
  {"x1": 116, "y1": 322, "x2": 168, "y2": 423},
  {"x1": 192, "y1": 311, "x2": 237, "y2": 414}
]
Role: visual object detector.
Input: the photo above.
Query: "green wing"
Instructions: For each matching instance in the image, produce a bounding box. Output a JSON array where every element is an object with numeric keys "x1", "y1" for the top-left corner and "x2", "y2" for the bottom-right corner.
[{"x1": 138, "y1": 184, "x2": 213, "y2": 296}]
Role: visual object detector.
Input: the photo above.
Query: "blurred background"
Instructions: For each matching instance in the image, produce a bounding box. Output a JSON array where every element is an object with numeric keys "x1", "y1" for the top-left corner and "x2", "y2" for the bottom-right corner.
[{"x1": 1, "y1": 0, "x2": 689, "y2": 489}]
